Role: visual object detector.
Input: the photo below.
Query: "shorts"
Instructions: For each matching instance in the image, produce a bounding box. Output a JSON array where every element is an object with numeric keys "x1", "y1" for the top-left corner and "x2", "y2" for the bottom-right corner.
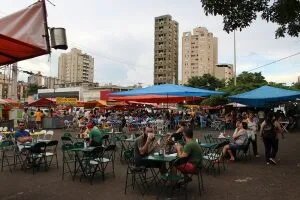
[
  {"x1": 177, "y1": 162, "x2": 197, "y2": 174},
  {"x1": 229, "y1": 143, "x2": 240, "y2": 151}
]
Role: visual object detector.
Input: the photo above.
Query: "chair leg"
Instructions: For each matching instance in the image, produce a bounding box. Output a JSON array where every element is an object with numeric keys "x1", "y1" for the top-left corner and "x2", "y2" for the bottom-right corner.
[
  {"x1": 55, "y1": 154, "x2": 59, "y2": 169},
  {"x1": 197, "y1": 173, "x2": 202, "y2": 195},
  {"x1": 124, "y1": 168, "x2": 129, "y2": 194}
]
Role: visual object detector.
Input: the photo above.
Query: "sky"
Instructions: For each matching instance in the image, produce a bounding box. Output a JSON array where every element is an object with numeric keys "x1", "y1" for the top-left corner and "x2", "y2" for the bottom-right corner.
[{"x1": 1, "y1": 0, "x2": 300, "y2": 86}]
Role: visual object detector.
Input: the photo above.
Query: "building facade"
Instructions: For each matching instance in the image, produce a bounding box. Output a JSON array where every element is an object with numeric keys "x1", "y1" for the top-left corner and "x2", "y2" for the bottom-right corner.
[
  {"x1": 154, "y1": 15, "x2": 178, "y2": 85},
  {"x1": 0, "y1": 72, "x2": 11, "y2": 99},
  {"x1": 44, "y1": 77, "x2": 61, "y2": 89},
  {"x1": 214, "y1": 64, "x2": 234, "y2": 82},
  {"x1": 28, "y1": 71, "x2": 43, "y2": 86},
  {"x1": 58, "y1": 48, "x2": 94, "y2": 83},
  {"x1": 182, "y1": 27, "x2": 218, "y2": 84},
  {"x1": 17, "y1": 81, "x2": 28, "y2": 101}
]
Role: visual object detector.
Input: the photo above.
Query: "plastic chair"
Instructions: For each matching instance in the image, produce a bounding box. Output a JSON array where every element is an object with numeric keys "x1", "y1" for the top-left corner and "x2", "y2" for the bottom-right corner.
[
  {"x1": 124, "y1": 148, "x2": 148, "y2": 195},
  {"x1": 3, "y1": 127, "x2": 8, "y2": 132},
  {"x1": 61, "y1": 143, "x2": 75, "y2": 180},
  {"x1": 0, "y1": 127, "x2": 3, "y2": 132},
  {"x1": 44, "y1": 130, "x2": 54, "y2": 140},
  {"x1": 45, "y1": 140, "x2": 59, "y2": 169}
]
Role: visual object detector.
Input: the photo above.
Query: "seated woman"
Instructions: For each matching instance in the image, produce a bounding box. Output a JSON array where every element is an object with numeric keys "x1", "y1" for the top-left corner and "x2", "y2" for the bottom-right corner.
[
  {"x1": 167, "y1": 121, "x2": 186, "y2": 142},
  {"x1": 221, "y1": 120, "x2": 248, "y2": 161}
]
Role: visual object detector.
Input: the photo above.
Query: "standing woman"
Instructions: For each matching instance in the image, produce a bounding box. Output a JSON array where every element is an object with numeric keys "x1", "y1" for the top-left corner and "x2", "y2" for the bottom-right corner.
[
  {"x1": 260, "y1": 113, "x2": 281, "y2": 165},
  {"x1": 247, "y1": 112, "x2": 259, "y2": 157}
]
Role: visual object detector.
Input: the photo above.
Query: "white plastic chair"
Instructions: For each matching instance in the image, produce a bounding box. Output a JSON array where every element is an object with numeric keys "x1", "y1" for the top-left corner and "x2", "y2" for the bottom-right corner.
[
  {"x1": 44, "y1": 130, "x2": 54, "y2": 140},
  {"x1": 3, "y1": 127, "x2": 8, "y2": 132},
  {"x1": 0, "y1": 127, "x2": 3, "y2": 132}
]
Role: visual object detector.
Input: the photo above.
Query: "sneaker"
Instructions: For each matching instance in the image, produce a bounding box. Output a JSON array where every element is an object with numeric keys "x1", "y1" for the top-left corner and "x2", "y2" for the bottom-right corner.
[
  {"x1": 266, "y1": 162, "x2": 270, "y2": 165},
  {"x1": 255, "y1": 154, "x2": 260, "y2": 158},
  {"x1": 269, "y1": 158, "x2": 277, "y2": 165}
]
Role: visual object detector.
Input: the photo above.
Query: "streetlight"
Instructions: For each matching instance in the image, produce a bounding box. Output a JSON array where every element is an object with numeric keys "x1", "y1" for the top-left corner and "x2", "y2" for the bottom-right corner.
[{"x1": 233, "y1": 30, "x2": 237, "y2": 86}]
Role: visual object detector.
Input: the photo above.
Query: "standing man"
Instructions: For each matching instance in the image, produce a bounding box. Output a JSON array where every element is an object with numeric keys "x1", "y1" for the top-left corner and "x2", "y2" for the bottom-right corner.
[{"x1": 34, "y1": 108, "x2": 43, "y2": 130}]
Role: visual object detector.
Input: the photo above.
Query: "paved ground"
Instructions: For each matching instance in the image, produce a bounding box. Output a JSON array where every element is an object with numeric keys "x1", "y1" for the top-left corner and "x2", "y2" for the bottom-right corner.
[{"x1": 1, "y1": 128, "x2": 300, "y2": 200}]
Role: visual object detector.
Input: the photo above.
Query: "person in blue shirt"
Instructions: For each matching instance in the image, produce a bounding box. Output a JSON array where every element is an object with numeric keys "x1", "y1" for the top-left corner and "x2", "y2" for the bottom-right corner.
[{"x1": 15, "y1": 121, "x2": 32, "y2": 149}]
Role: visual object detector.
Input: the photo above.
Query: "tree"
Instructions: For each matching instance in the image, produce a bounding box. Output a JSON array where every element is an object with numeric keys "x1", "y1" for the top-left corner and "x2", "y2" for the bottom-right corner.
[
  {"x1": 186, "y1": 74, "x2": 225, "y2": 90},
  {"x1": 27, "y1": 84, "x2": 46, "y2": 95},
  {"x1": 291, "y1": 82, "x2": 300, "y2": 90},
  {"x1": 221, "y1": 71, "x2": 267, "y2": 95},
  {"x1": 200, "y1": 95, "x2": 228, "y2": 106},
  {"x1": 200, "y1": 0, "x2": 300, "y2": 38}
]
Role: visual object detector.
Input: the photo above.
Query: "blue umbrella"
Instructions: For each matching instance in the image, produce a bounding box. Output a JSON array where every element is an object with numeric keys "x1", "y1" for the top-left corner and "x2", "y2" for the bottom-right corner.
[
  {"x1": 229, "y1": 86, "x2": 300, "y2": 107},
  {"x1": 112, "y1": 84, "x2": 224, "y2": 97}
]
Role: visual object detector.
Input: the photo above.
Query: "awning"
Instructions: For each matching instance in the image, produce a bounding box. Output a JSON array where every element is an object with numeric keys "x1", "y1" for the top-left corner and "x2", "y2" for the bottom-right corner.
[
  {"x1": 0, "y1": 1, "x2": 49, "y2": 66},
  {"x1": 111, "y1": 84, "x2": 224, "y2": 97},
  {"x1": 111, "y1": 95, "x2": 202, "y2": 103},
  {"x1": 229, "y1": 86, "x2": 300, "y2": 107},
  {"x1": 28, "y1": 98, "x2": 55, "y2": 107}
]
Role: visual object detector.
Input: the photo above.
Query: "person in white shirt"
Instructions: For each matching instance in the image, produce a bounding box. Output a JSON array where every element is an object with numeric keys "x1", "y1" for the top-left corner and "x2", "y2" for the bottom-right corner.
[{"x1": 247, "y1": 112, "x2": 259, "y2": 157}]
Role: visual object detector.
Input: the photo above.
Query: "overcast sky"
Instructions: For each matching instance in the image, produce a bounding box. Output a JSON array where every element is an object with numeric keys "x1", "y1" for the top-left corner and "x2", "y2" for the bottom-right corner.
[{"x1": 1, "y1": 0, "x2": 299, "y2": 86}]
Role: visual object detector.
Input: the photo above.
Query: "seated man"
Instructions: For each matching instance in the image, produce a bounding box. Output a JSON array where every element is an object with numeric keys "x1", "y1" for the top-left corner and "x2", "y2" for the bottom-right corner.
[
  {"x1": 87, "y1": 123, "x2": 104, "y2": 147},
  {"x1": 175, "y1": 128, "x2": 202, "y2": 174},
  {"x1": 134, "y1": 127, "x2": 161, "y2": 168},
  {"x1": 15, "y1": 121, "x2": 32, "y2": 151}
]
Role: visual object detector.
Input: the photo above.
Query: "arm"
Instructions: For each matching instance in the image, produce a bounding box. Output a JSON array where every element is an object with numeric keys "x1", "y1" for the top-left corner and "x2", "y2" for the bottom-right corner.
[
  {"x1": 274, "y1": 121, "x2": 284, "y2": 138},
  {"x1": 139, "y1": 138, "x2": 151, "y2": 155},
  {"x1": 17, "y1": 136, "x2": 32, "y2": 143},
  {"x1": 260, "y1": 122, "x2": 265, "y2": 137},
  {"x1": 176, "y1": 144, "x2": 189, "y2": 158}
]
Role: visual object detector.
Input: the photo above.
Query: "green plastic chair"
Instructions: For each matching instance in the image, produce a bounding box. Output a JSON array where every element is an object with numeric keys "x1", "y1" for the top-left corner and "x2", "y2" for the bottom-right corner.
[{"x1": 61, "y1": 143, "x2": 75, "y2": 180}]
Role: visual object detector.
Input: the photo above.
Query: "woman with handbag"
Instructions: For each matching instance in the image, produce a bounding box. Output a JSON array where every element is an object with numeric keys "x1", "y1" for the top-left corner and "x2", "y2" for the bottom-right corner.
[{"x1": 260, "y1": 113, "x2": 282, "y2": 165}]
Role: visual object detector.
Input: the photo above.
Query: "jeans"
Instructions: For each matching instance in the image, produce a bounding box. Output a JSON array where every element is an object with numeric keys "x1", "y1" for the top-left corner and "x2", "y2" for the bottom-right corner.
[
  {"x1": 250, "y1": 134, "x2": 258, "y2": 156},
  {"x1": 263, "y1": 137, "x2": 277, "y2": 162}
]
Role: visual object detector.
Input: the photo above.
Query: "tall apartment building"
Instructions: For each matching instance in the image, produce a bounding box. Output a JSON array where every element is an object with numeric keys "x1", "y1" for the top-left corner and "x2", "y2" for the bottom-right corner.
[
  {"x1": 154, "y1": 15, "x2": 178, "y2": 85},
  {"x1": 28, "y1": 71, "x2": 43, "y2": 86},
  {"x1": 58, "y1": 48, "x2": 94, "y2": 83},
  {"x1": 182, "y1": 27, "x2": 218, "y2": 84}
]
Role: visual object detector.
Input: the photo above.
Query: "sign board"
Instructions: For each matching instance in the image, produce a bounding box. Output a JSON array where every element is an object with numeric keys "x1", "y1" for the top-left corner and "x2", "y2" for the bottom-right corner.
[{"x1": 56, "y1": 97, "x2": 77, "y2": 105}]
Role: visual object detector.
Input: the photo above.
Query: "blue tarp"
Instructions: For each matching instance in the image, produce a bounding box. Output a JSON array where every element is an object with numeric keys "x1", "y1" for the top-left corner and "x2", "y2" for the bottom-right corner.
[
  {"x1": 112, "y1": 84, "x2": 224, "y2": 97},
  {"x1": 229, "y1": 86, "x2": 300, "y2": 107}
]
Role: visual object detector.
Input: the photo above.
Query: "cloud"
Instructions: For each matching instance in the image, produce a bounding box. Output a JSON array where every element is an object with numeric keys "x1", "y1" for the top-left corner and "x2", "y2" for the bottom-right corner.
[{"x1": 2, "y1": 0, "x2": 299, "y2": 86}]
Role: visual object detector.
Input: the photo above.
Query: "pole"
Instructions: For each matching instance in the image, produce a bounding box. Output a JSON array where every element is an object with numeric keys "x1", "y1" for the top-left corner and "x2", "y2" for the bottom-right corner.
[
  {"x1": 42, "y1": 0, "x2": 51, "y2": 53},
  {"x1": 233, "y1": 30, "x2": 237, "y2": 86}
]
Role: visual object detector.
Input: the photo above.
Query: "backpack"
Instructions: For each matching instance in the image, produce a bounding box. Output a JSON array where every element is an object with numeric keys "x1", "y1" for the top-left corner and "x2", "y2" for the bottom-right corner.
[{"x1": 262, "y1": 123, "x2": 275, "y2": 139}]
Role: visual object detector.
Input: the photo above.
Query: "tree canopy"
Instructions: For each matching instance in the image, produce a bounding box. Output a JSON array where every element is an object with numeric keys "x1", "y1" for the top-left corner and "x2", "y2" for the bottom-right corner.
[
  {"x1": 200, "y1": 0, "x2": 300, "y2": 38},
  {"x1": 221, "y1": 71, "x2": 268, "y2": 95},
  {"x1": 186, "y1": 73, "x2": 225, "y2": 90}
]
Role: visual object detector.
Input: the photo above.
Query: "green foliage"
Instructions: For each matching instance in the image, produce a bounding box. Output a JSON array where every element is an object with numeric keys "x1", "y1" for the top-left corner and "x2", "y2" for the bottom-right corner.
[
  {"x1": 200, "y1": 95, "x2": 228, "y2": 106},
  {"x1": 291, "y1": 82, "x2": 300, "y2": 90},
  {"x1": 186, "y1": 74, "x2": 225, "y2": 90},
  {"x1": 221, "y1": 72, "x2": 267, "y2": 95},
  {"x1": 200, "y1": 0, "x2": 300, "y2": 38},
  {"x1": 27, "y1": 84, "x2": 45, "y2": 95}
]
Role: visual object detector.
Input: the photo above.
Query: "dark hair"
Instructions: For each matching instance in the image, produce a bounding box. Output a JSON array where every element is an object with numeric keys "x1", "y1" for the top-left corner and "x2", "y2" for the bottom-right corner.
[
  {"x1": 241, "y1": 122, "x2": 248, "y2": 129},
  {"x1": 265, "y1": 112, "x2": 274, "y2": 125},
  {"x1": 183, "y1": 128, "x2": 193, "y2": 138},
  {"x1": 179, "y1": 121, "x2": 186, "y2": 127}
]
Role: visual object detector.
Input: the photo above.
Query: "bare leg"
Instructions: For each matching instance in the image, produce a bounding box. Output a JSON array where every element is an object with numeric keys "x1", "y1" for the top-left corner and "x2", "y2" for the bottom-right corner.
[{"x1": 228, "y1": 150, "x2": 235, "y2": 161}]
